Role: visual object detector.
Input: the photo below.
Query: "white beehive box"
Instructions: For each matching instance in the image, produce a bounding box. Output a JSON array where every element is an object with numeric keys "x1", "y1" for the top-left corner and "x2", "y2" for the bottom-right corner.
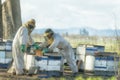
[
  {"x1": 5, "y1": 51, "x2": 12, "y2": 58},
  {"x1": 36, "y1": 56, "x2": 48, "y2": 65},
  {"x1": 0, "y1": 51, "x2": 5, "y2": 58},
  {"x1": 86, "y1": 47, "x2": 97, "y2": 55},
  {"x1": 5, "y1": 58, "x2": 12, "y2": 63},
  {"x1": 47, "y1": 56, "x2": 62, "y2": 71},
  {"x1": 48, "y1": 60, "x2": 61, "y2": 66},
  {"x1": 35, "y1": 55, "x2": 62, "y2": 71},
  {"x1": 47, "y1": 65, "x2": 61, "y2": 71},
  {"x1": 93, "y1": 45, "x2": 105, "y2": 52},
  {"x1": 5, "y1": 42, "x2": 12, "y2": 51},
  {"x1": 48, "y1": 56, "x2": 62, "y2": 66},
  {"x1": 0, "y1": 58, "x2": 12, "y2": 64},
  {"x1": 0, "y1": 58, "x2": 6, "y2": 63},
  {"x1": 35, "y1": 56, "x2": 48, "y2": 71},
  {"x1": 107, "y1": 61, "x2": 114, "y2": 71},
  {"x1": 38, "y1": 64, "x2": 48, "y2": 71},
  {"x1": 0, "y1": 51, "x2": 12, "y2": 64},
  {"x1": 107, "y1": 56, "x2": 119, "y2": 72},
  {"x1": 0, "y1": 42, "x2": 5, "y2": 50},
  {"x1": 94, "y1": 57, "x2": 107, "y2": 71}
]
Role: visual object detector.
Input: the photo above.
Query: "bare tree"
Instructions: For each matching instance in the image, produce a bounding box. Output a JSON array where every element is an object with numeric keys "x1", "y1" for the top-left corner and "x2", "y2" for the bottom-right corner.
[
  {"x1": 2, "y1": 0, "x2": 22, "y2": 39},
  {"x1": 112, "y1": 13, "x2": 120, "y2": 80},
  {"x1": 0, "y1": 0, "x2": 3, "y2": 39}
]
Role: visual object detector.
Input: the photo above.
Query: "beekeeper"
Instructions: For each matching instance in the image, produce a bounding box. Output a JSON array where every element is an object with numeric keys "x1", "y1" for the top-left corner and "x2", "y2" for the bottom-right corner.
[
  {"x1": 42, "y1": 28, "x2": 78, "y2": 76},
  {"x1": 7, "y1": 19, "x2": 36, "y2": 75}
]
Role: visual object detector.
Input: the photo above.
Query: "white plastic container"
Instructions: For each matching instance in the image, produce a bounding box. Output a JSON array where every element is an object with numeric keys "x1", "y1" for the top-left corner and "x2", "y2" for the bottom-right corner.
[
  {"x1": 76, "y1": 46, "x2": 86, "y2": 55},
  {"x1": 76, "y1": 45, "x2": 86, "y2": 70},
  {"x1": 85, "y1": 55, "x2": 95, "y2": 71},
  {"x1": 76, "y1": 54, "x2": 86, "y2": 70},
  {"x1": 24, "y1": 54, "x2": 36, "y2": 70}
]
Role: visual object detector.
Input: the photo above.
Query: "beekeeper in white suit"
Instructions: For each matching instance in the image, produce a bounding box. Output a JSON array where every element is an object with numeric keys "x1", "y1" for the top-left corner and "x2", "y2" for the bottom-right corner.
[
  {"x1": 7, "y1": 19, "x2": 36, "y2": 75},
  {"x1": 42, "y1": 28, "x2": 78, "y2": 76}
]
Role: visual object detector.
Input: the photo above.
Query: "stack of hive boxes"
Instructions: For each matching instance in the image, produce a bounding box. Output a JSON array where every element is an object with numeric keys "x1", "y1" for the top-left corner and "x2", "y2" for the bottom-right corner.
[
  {"x1": 0, "y1": 40, "x2": 12, "y2": 68},
  {"x1": 35, "y1": 54, "x2": 62, "y2": 71},
  {"x1": 94, "y1": 52, "x2": 119, "y2": 76},
  {"x1": 35, "y1": 54, "x2": 63, "y2": 77},
  {"x1": 76, "y1": 44, "x2": 105, "y2": 71}
]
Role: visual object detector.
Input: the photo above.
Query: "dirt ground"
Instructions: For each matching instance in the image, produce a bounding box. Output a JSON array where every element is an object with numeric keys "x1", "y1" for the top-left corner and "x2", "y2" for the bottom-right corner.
[
  {"x1": 0, "y1": 69, "x2": 72, "y2": 80},
  {"x1": 0, "y1": 69, "x2": 40, "y2": 80},
  {"x1": 0, "y1": 69, "x2": 115, "y2": 80}
]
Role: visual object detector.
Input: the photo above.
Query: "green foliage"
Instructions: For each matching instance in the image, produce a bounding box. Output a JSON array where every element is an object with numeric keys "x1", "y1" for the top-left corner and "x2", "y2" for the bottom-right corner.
[
  {"x1": 75, "y1": 76, "x2": 85, "y2": 80},
  {"x1": 107, "y1": 76, "x2": 116, "y2": 80}
]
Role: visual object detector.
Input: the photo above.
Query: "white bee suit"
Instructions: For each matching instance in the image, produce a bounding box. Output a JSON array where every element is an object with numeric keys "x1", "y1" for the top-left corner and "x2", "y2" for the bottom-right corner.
[
  {"x1": 48, "y1": 33, "x2": 78, "y2": 73},
  {"x1": 8, "y1": 26, "x2": 29, "y2": 75}
]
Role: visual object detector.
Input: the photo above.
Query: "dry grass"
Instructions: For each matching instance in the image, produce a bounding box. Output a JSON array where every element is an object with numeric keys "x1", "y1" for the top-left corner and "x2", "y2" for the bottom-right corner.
[{"x1": 0, "y1": 69, "x2": 116, "y2": 80}]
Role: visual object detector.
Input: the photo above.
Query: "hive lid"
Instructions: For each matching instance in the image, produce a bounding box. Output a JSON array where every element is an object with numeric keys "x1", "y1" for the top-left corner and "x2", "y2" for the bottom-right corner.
[
  {"x1": 44, "y1": 52, "x2": 61, "y2": 57},
  {"x1": 95, "y1": 52, "x2": 118, "y2": 56}
]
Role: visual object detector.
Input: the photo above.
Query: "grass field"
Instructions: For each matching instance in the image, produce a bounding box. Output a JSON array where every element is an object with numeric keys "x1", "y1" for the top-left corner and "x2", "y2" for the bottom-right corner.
[
  {"x1": 35, "y1": 76, "x2": 116, "y2": 80},
  {"x1": 0, "y1": 71, "x2": 117, "y2": 80},
  {"x1": 32, "y1": 35, "x2": 119, "y2": 53}
]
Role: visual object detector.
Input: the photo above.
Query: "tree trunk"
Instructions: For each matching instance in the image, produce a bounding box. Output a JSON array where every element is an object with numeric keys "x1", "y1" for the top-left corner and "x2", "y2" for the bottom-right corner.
[
  {"x1": 2, "y1": 0, "x2": 22, "y2": 40},
  {"x1": 0, "y1": 0, "x2": 3, "y2": 39}
]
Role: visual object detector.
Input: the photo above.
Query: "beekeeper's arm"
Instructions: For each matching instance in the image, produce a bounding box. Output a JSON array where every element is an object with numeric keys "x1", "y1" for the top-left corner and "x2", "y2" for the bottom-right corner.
[
  {"x1": 29, "y1": 35, "x2": 34, "y2": 45},
  {"x1": 19, "y1": 27, "x2": 29, "y2": 52}
]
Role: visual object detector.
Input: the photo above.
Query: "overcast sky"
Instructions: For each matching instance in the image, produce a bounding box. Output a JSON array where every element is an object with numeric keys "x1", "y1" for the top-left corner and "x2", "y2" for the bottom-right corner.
[{"x1": 4, "y1": 0, "x2": 120, "y2": 29}]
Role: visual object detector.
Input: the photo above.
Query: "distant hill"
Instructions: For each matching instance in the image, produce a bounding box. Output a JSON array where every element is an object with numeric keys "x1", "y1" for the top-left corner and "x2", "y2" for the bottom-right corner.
[{"x1": 32, "y1": 27, "x2": 120, "y2": 36}]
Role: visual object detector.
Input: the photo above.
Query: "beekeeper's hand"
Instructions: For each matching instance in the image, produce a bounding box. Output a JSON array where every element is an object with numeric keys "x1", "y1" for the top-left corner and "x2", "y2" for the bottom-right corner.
[
  {"x1": 42, "y1": 48, "x2": 49, "y2": 54},
  {"x1": 32, "y1": 43, "x2": 41, "y2": 50}
]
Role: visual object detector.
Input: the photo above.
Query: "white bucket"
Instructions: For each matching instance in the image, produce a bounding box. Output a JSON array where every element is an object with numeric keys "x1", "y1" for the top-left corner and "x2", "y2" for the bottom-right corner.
[
  {"x1": 24, "y1": 54, "x2": 36, "y2": 70},
  {"x1": 85, "y1": 55, "x2": 95, "y2": 71},
  {"x1": 76, "y1": 46, "x2": 86, "y2": 55}
]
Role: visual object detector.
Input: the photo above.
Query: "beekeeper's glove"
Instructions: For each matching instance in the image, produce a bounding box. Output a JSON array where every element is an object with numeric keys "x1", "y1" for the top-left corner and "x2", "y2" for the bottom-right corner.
[
  {"x1": 21, "y1": 44, "x2": 26, "y2": 53},
  {"x1": 42, "y1": 48, "x2": 49, "y2": 54},
  {"x1": 32, "y1": 43, "x2": 40, "y2": 50}
]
